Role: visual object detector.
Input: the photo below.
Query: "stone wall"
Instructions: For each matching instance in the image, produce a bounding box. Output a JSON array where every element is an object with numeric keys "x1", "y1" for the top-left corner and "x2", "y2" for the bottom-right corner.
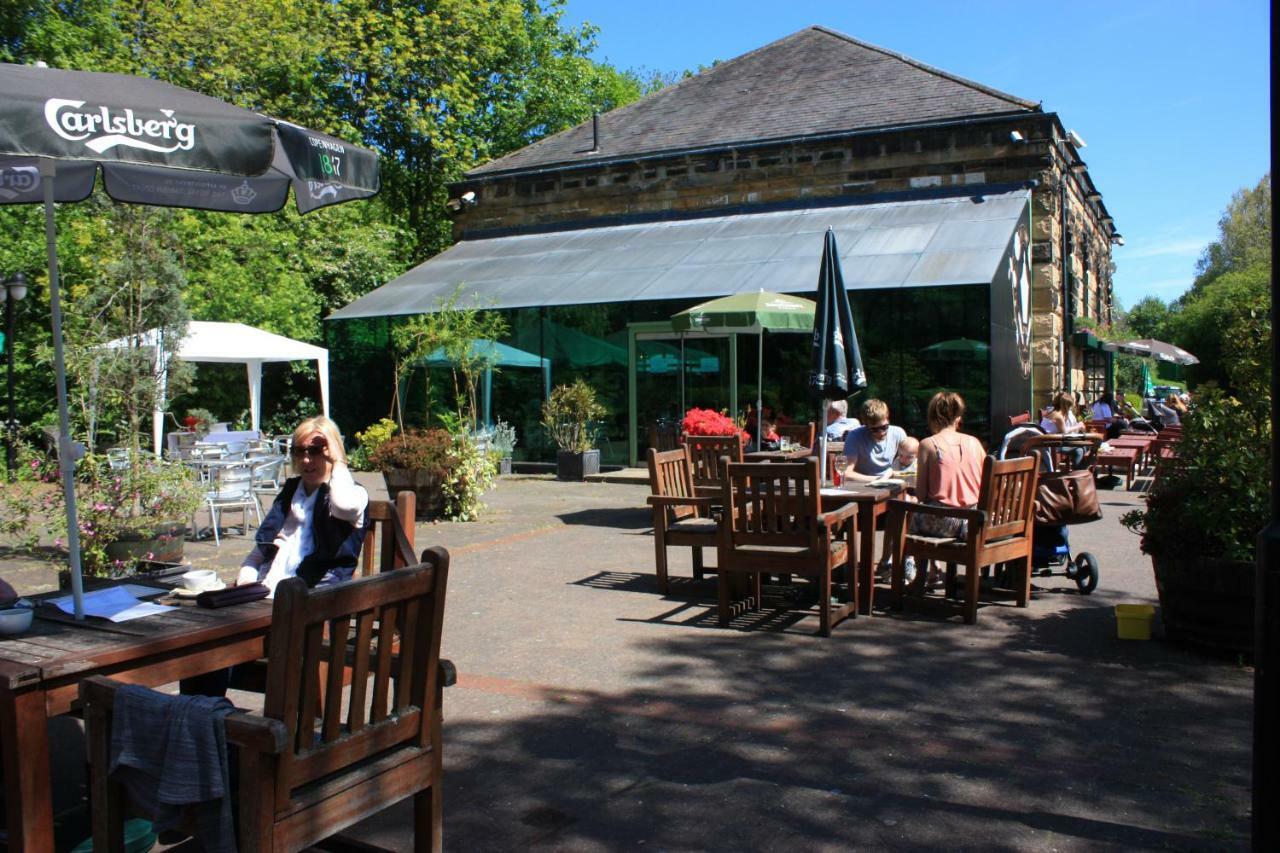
[{"x1": 449, "y1": 114, "x2": 1116, "y2": 402}]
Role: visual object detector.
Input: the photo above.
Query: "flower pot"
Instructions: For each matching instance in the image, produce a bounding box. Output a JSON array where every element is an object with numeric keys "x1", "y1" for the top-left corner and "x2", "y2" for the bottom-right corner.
[
  {"x1": 104, "y1": 520, "x2": 188, "y2": 566},
  {"x1": 1151, "y1": 552, "x2": 1255, "y2": 657},
  {"x1": 383, "y1": 468, "x2": 444, "y2": 518},
  {"x1": 556, "y1": 449, "x2": 600, "y2": 481}
]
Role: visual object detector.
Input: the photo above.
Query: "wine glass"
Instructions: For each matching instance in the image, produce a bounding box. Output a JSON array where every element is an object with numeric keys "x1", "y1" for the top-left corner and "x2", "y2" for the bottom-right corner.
[{"x1": 833, "y1": 454, "x2": 847, "y2": 487}]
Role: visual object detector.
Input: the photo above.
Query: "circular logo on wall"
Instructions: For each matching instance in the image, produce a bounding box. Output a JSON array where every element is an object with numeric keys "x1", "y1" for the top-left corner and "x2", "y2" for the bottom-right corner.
[{"x1": 1009, "y1": 223, "x2": 1032, "y2": 379}]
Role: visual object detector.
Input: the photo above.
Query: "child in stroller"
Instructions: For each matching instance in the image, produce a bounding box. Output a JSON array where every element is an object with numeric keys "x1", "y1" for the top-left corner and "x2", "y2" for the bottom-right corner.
[{"x1": 999, "y1": 424, "x2": 1101, "y2": 594}]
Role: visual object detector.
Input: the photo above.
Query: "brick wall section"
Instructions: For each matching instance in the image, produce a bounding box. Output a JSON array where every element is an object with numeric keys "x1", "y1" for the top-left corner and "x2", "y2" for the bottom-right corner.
[{"x1": 449, "y1": 115, "x2": 1114, "y2": 396}]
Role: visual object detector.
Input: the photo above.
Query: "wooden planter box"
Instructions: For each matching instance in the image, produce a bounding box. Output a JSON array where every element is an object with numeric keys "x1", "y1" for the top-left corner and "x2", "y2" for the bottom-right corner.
[
  {"x1": 556, "y1": 449, "x2": 600, "y2": 481},
  {"x1": 383, "y1": 468, "x2": 444, "y2": 518},
  {"x1": 104, "y1": 520, "x2": 188, "y2": 566},
  {"x1": 1152, "y1": 552, "x2": 1255, "y2": 658}
]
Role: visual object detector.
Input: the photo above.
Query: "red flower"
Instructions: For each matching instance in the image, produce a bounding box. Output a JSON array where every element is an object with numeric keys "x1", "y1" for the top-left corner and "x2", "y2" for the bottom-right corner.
[{"x1": 681, "y1": 408, "x2": 746, "y2": 440}]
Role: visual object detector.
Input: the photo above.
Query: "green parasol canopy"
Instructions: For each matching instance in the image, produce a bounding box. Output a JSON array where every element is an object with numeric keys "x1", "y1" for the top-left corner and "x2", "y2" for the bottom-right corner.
[
  {"x1": 672, "y1": 291, "x2": 815, "y2": 333},
  {"x1": 919, "y1": 338, "x2": 990, "y2": 360}
]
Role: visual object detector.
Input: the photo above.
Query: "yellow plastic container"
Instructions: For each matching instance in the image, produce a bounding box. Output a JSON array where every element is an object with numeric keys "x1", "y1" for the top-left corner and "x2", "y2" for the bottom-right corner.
[{"x1": 1115, "y1": 604, "x2": 1155, "y2": 640}]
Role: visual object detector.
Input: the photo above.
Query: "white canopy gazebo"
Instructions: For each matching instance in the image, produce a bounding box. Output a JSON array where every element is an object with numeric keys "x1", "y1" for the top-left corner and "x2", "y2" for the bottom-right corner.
[{"x1": 101, "y1": 321, "x2": 329, "y2": 454}]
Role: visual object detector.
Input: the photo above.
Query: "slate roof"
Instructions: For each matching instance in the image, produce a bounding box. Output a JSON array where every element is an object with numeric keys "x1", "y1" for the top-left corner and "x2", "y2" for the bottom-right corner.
[{"x1": 468, "y1": 26, "x2": 1040, "y2": 178}]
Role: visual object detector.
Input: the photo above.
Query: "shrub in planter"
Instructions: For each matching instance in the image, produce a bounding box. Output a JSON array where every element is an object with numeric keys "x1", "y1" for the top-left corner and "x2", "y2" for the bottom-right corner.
[
  {"x1": 542, "y1": 380, "x2": 606, "y2": 481},
  {"x1": 370, "y1": 429, "x2": 496, "y2": 520},
  {"x1": 1121, "y1": 309, "x2": 1269, "y2": 655}
]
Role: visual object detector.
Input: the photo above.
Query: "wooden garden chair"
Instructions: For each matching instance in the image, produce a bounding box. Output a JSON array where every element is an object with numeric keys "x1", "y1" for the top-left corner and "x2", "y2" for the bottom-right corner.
[
  {"x1": 885, "y1": 454, "x2": 1039, "y2": 624},
  {"x1": 717, "y1": 456, "x2": 857, "y2": 636},
  {"x1": 776, "y1": 421, "x2": 815, "y2": 450},
  {"x1": 81, "y1": 550, "x2": 453, "y2": 852},
  {"x1": 681, "y1": 433, "x2": 744, "y2": 496},
  {"x1": 646, "y1": 447, "x2": 718, "y2": 594}
]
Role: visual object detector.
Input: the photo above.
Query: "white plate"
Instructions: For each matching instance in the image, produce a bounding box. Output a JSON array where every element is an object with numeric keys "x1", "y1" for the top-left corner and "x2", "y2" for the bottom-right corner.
[
  {"x1": 171, "y1": 580, "x2": 226, "y2": 598},
  {"x1": 869, "y1": 478, "x2": 906, "y2": 487}
]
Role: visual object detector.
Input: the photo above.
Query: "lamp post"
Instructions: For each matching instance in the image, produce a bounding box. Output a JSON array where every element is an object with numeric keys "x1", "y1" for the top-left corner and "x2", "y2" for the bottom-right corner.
[{"x1": 1, "y1": 272, "x2": 27, "y2": 476}]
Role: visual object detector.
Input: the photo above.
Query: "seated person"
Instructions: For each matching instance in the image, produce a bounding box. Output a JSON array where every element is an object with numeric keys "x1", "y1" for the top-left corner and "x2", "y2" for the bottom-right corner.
[
  {"x1": 757, "y1": 417, "x2": 782, "y2": 452},
  {"x1": 1041, "y1": 391, "x2": 1088, "y2": 469},
  {"x1": 0, "y1": 576, "x2": 16, "y2": 607},
  {"x1": 184, "y1": 416, "x2": 369, "y2": 699},
  {"x1": 841, "y1": 398, "x2": 907, "y2": 483},
  {"x1": 824, "y1": 400, "x2": 860, "y2": 441},
  {"x1": 236, "y1": 415, "x2": 370, "y2": 595},
  {"x1": 1149, "y1": 397, "x2": 1180, "y2": 428},
  {"x1": 1090, "y1": 391, "x2": 1117, "y2": 422},
  {"x1": 891, "y1": 436, "x2": 920, "y2": 478},
  {"x1": 912, "y1": 391, "x2": 985, "y2": 541}
]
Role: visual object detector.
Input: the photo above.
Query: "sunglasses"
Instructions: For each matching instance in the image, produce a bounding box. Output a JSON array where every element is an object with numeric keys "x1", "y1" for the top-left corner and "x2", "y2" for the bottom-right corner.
[
  {"x1": 291, "y1": 441, "x2": 327, "y2": 458},
  {"x1": 867, "y1": 424, "x2": 890, "y2": 434}
]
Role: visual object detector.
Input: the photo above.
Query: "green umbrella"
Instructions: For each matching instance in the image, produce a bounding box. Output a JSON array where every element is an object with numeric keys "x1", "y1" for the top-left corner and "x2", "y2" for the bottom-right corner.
[
  {"x1": 919, "y1": 338, "x2": 990, "y2": 360},
  {"x1": 1140, "y1": 361, "x2": 1154, "y2": 398},
  {"x1": 672, "y1": 291, "x2": 816, "y2": 450}
]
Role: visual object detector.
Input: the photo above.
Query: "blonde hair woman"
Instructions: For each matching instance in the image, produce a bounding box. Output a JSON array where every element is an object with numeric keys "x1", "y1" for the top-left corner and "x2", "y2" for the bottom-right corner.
[{"x1": 236, "y1": 415, "x2": 369, "y2": 594}]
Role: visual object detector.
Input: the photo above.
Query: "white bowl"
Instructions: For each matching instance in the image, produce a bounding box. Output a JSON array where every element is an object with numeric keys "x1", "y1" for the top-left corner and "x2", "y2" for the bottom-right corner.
[
  {"x1": 0, "y1": 607, "x2": 33, "y2": 635},
  {"x1": 181, "y1": 569, "x2": 219, "y2": 592}
]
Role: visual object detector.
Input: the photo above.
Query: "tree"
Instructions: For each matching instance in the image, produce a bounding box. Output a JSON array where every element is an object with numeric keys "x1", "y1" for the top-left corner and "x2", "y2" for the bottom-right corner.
[
  {"x1": 1189, "y1": 172, "x2": 1271, "y2": 299},
  {"x1": 66, "y1": 200, "x2": 194, "y2": 455},
  {"x1": 1169, "y1": 264, "x2": 1270, "y2": 392},
  {"x1": 1122, "y1": 296, "x2": 1173, "y2": 341}
]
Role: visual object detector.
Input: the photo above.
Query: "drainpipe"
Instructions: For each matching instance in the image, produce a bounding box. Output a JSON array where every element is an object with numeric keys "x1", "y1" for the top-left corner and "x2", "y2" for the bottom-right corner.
[{"x1": 1060, "y1": 167, "x2": 1072, "y2": 391}]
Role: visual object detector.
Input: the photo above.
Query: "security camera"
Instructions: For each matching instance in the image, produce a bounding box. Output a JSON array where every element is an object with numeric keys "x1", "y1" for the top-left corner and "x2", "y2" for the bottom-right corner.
[
  {"x1": 461, "y1": 191, "x2": 476, "y2": 204},
  {"x1": 444, "y1": 198, "x2": 462, "y2": 213},
  {"x1": 1066, "y1": 129, "x2": 1087, "y2": 149},
  {"x1": 1009, "y1": 130, "x2": 1025, "y2": 143}
]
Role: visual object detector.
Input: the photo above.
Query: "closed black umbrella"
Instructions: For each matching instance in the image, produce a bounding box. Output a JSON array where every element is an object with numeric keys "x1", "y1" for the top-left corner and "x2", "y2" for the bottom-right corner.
[
  {"x1": 808, "y1": 228, "x2": 866, "y2": 481},
  {"x1": 0, "y1": 62, "x2": 380, "y2": 617}
]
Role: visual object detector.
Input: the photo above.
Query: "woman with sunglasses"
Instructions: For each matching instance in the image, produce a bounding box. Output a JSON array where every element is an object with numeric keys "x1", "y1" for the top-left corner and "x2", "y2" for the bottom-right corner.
[{"x1": 235, "y1": 415, "x2": 370, "y2": 596}]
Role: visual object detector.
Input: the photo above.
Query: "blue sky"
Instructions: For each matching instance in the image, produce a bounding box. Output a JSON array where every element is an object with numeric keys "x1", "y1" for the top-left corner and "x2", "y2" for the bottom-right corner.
[{"x1": 561, "y1": 0, "x2": 1271, "y2": 309}]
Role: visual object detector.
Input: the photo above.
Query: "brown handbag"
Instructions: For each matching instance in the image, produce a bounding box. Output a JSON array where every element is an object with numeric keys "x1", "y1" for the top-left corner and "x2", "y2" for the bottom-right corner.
[{"x1": 1034, "y1": 469, "x2": 1102, "y2": 525}]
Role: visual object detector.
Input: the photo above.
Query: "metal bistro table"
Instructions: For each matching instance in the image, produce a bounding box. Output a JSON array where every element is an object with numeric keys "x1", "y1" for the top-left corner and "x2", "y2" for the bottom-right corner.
[
  {"x1": 0, "y1": 585, "x2": 273, "y2": 852},
  {"x1": 820, "y1": 481, "x2": 905, "y2": 615}
]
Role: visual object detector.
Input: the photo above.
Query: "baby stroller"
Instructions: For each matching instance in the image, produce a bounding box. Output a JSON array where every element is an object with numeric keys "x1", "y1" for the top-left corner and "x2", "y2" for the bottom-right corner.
[{"x1": 998, "y1": 427, "x2": 1102, "y2": 594}]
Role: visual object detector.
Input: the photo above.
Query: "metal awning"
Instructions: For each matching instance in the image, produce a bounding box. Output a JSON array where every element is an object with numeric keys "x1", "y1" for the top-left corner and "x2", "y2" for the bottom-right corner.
[{"x1": 330, "y1": 188, "x2": 1031, "y2": 320}]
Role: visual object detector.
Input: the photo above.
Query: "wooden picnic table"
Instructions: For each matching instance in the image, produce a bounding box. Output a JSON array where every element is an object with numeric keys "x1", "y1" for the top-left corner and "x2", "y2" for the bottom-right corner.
[
  {"x1": 0, "y1": 583, "x2": 273, "y2": 852},
  {"x1": 820, "y1": 481, "x2": 904, "y2": 615}
]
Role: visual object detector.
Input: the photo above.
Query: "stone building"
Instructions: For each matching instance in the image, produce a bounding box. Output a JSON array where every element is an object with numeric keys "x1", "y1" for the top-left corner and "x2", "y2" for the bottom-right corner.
[{"x1": 333, "y1": 26, "x2": 1120, "y2": 462}]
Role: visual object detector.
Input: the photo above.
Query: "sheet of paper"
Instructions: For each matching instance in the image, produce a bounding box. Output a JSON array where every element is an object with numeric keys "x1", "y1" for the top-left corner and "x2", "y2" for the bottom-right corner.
[
  {"x1": 820, "y1": 487, "x2": 850, "y2": 496},
  {"x1": 47, "y1": 586, "x2": 177, "y2": 621},
  {"x1": 118, "y1": 583, "x2": 172, "y2": 600}
]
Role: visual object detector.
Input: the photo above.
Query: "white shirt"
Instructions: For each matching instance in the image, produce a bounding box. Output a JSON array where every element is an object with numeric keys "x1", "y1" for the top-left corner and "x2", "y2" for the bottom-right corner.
[
  {"x1": 237, "y1": 463, "x2": 368, "y2": 595},
  {"x1": 825, "y1": 416, "x2": 860, "y2": 440},
  {"x1": 1091, "y1": 402, "x2": 1113, "y2": 420}
]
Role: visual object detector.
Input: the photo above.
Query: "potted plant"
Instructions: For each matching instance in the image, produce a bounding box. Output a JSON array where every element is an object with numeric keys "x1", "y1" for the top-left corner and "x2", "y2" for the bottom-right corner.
[
  {"x1": 1120, "y1": 312, "x2": 1267, "y2": 656},
  {"x1": 26, "y1": 452, "x2": 204, "y2": 580},
  {"x1": 681, "y1": 407, "x2": 747, "y2": 442},
  {"x1": 542, "y1": 380, "x2": 607, "y2": 481},
  {"x1": 370, "y1": 429, "x2": 453, "y2": 517},
  {"x1": 490, "y1": 420, "x2": 517, "y2": 476}
]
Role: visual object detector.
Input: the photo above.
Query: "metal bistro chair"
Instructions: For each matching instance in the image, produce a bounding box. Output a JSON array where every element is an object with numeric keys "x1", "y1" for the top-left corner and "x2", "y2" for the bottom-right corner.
[
  {"x1": 251, "y1": 454, "x2": 288, "y2": 513},
  {"x1": 197, "y1": 459, "x2": 263, "y2": 546}
]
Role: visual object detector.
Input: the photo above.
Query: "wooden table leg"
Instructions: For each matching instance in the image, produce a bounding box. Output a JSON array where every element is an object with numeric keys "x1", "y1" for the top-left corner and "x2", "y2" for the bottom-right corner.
[
  {"x1": 856, "y1": 503, "x2": 881, "y2": 615},
  {"x1": 0, "y1": 686, "x2": 55, "y2": 853}
]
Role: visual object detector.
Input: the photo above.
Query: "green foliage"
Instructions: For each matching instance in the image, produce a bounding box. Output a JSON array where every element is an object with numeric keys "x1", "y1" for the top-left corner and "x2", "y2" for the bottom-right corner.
[
  {"x1": 1121, "y1": 306, "x2": 1271, "y2": 564},
  {"x1": 1122, "y1": 296, "x2": 1173, "y2": 341},
  {"x1": 542, "y1": 380, "x2": 606, "y2": 452},
  {"x1": 390, "y1": 287, "x2": 509, "y2": 433},
  {"x1": 0, "y1": 451, "x2": 205, "y2": 577},
  {"x1": 367, "y1": 428, "x2": 495, "y2": 521},
  {"x1": 348, "y1": 417, "x2": 398, "y2": 471},
  {"x1": 1168, "y1": 263, "x2": 1270, "y2": 392},
  {"x1": 369, "y1": 430, "x2": 455, "y2": 477},
  {"x1": 1190, "y1": 172, "x2": 1271, "y2": 297},
  {"x1": 441, "y1": 433, "x2": 497, "y2": 521},
  {"x1": 490, "y1": 419, "x2": 517, "y2": 457}
]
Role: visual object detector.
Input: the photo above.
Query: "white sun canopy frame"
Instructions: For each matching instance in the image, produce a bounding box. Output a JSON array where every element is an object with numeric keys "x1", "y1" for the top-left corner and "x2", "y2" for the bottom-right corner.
[{"x1": 101, "y1": 321, "x2": 329, "y2": 453}]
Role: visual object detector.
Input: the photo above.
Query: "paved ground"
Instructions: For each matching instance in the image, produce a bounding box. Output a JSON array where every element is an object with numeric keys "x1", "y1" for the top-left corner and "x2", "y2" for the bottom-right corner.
[{"x1": 2, "y1": 472, "x2": 1254, "y2": 851}]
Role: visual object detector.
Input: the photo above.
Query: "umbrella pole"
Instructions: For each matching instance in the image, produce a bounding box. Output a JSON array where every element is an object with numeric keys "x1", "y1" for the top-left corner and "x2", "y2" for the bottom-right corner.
[
  {"x1": 820, "y1": 398, "x2": 829, "y2": 486},
  {"x1": 41, "y1": 160, "x2": 85, "y2": 620},
  {"x1": 757, "y1": 331, "x2": 763, "y2": 453},
  {"x1": 679, "y1": 334, "x2": 686, "y2": 417}
]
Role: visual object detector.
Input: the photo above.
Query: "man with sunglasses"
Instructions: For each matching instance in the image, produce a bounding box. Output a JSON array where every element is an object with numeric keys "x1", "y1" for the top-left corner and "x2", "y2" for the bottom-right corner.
[{"x1": 840, "y1": 398, "x2": 908, "y2": 484}]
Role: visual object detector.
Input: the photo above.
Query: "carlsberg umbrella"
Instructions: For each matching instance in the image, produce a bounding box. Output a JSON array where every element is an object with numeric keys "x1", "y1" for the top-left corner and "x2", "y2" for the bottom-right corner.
[
  {"x1": 808, "y1": 228, "x2": 866, "y2": 482},
  {"x1": 0, "y1": 61, "x2": 380, "y2": 618}
]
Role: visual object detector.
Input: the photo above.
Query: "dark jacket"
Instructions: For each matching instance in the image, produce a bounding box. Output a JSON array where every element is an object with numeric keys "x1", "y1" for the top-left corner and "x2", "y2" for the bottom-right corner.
[{"x1": 252, "y1": 477, "x2": 370, "y2": 587}]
